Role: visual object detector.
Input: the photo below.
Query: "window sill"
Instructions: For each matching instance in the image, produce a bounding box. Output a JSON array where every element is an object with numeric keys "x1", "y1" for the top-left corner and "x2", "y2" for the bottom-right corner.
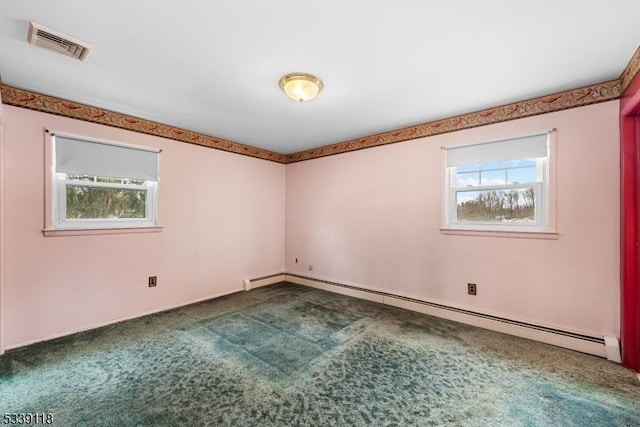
[
  {"x1": 43, "y1": 226, "x2": 163, "y2": 237},
  {"x1": 440, "y1": 228, "x2": 558, "y2": 240}
]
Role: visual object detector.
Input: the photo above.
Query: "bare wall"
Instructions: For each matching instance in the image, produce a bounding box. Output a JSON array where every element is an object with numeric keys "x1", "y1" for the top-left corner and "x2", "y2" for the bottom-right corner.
[
  {"x1": 2, "y1": 106, "x2": 286, "y2": 349},
  {"x1": 285, "y1": 100, "x2": 620, "y2": 338}
]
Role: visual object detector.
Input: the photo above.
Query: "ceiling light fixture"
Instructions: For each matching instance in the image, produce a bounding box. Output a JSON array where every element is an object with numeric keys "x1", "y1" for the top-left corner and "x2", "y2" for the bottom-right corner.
[{"x1": 279, "y1": 73, "x2": 323, "y2": 103}]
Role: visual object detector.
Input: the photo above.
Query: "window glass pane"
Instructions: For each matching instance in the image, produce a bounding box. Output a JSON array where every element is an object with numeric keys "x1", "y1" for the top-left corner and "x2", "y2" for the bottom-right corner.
[
  {"x1": 456, "y1": 188, "x2": 536, "y2": 223},
  {"x1": 480, "y1": 161, "x2": 507, "y2": 170},
  {"x1": 456, "y1": 164, "x2": 480, "y2": 173},
  {"x1": 507, "y1": 166, "x2": 537, "y2": 184},
  {"x1": 480, "y1": 169, "x2": 506, "y2": 186},
  {"x1": 456, "y1": 171, "x2": 480, "y2": 187},
  {"x1": 507, "y1": 159, "x2": 536, "y2": 168},
  {"x1": 66, "y1": 185, "x2": 146, "y2": 219}
]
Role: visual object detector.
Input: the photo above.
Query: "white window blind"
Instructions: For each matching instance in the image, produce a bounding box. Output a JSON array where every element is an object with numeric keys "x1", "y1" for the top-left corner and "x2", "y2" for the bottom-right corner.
[
  {"x1": 54, "y1": 135, "x2": 159, "y2": 181},
  {"x1": 445, "y1": 133, "x2": 548, "y2": 167}
]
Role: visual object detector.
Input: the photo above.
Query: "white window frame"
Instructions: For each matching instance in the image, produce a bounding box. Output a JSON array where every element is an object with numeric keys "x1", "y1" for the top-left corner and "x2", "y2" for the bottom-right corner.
[
  {"x1": 44, "y1": 131, "x2": 161, "y2": 235},
  {"x1": 54, "y1": 175, "x2": 158, "y2": 229},
  {"x1": 442, "y1": 130, "x2": 557, "y2": 237}
]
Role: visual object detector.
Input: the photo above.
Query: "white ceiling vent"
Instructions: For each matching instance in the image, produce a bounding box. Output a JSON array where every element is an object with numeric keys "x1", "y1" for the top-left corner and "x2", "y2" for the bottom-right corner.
[{"x1": 27, "y1": 21, "x2": 93, "y2": 61}]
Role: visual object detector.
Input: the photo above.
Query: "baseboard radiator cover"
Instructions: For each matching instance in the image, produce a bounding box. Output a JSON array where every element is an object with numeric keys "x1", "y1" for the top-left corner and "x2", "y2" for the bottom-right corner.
[
  {"x1": 243, "y1": 273, "x2": 286, "y2": 291},
  {"x1": 284, "y1": 273, "x2": 610, "y2": 360}
]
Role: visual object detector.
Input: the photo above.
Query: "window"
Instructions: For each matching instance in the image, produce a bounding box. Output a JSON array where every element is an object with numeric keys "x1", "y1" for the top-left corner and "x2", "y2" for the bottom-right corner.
[
  {"x1": 443, "y1": 132, "x2": 553, "y2": 233},
  {"x1": 51, "y1": 134, "x2": 160, "y2": 230}
]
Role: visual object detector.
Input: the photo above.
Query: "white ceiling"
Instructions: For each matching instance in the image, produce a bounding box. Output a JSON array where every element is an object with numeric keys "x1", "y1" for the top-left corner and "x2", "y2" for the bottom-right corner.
[{"x1": 1, "y1": 1, "x2": 639, "y2": 155}]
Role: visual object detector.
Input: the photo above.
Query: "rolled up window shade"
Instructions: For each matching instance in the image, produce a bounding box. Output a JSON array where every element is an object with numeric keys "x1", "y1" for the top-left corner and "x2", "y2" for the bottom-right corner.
[
  {"x1": 445, "y1": 133, "x2": 548, "y2": 167},
  {"x1": 54, "y1": 135, "x2": 159, "y2": 181}
]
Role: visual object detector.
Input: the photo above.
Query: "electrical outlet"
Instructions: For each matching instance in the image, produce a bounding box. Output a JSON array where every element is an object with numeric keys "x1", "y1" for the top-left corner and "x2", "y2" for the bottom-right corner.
[
  {"x1": 468, "y1": 283, "x2": 477, "y2": 295},
  {"x1": 308, "y1": 265, "x2": 313, "y2": 271},
  {"x1": 295, "y1": 258, "x2": 299, "y2": 264},
  {"x1": 149, "y1": 276, "x2": 157, "y2": 287}
]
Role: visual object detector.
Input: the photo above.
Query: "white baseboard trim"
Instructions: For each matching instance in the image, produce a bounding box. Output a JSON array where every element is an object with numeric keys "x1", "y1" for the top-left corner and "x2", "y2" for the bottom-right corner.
[
  {"x1": 4, "y1": 287, "x2": 242, "y2": 351},
  {"x1": 243, "y1": 273, "x2": 286, "y2": 291},
  {"x1": 5, "y1": 273, "x2": 615, "y2": 363},
  {"x1": 8, "y1": 273, "x2": 284, "y2": 352},
  {"x1": 285, "y1": 274, "x2": 384, "y2": 303},
  {"x1": 285, "y1": 273, "x2": 609, "y2": 359}
]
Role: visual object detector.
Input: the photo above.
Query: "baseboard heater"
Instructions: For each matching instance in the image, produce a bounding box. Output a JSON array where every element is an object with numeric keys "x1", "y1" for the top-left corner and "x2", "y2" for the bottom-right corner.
[
  {"x1": 243, "y1": 273, "x2": 287, "y2": 291},
  {"x1": 283, "y1": 273, "x2": 617, "y2": 361}
]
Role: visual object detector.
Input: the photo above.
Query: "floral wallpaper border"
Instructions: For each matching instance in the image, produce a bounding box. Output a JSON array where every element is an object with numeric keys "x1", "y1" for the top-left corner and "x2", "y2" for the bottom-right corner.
[
  {"x1": 285, "y1": 79, "x2": 620, "y2": 163},
  {"x1": 0, "y1": 84, "x2": 287, "y2": 163},
  {"x1": 2, "y1": 46, "x2": 638, "y2": 164},
  {"x1": 621, "y1": 46, "x2": 640, "y2": 95}
]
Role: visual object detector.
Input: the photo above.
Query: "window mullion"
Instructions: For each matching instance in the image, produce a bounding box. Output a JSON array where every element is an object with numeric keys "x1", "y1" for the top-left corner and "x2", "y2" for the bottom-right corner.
[
  {"x1": 453, "y1": 182, "x2": 536, "y2": 192},
  {"x1": 65, "y1": 179, "x2": 148, "y2": 191}
]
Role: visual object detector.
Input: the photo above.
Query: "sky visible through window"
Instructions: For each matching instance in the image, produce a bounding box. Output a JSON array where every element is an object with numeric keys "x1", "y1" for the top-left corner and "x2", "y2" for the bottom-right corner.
[
  {"x1": 453, "y1": 159, "x2": 538, "y2": 224},
  {"x1": 455, "y1": 159, "x2": 537, "y2": 203}
]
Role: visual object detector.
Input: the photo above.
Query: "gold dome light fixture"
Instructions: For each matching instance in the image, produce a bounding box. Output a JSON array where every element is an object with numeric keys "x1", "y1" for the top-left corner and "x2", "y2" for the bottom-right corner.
[{"x1": 279, "y1": 73, "x2": 323, "y2": 103}]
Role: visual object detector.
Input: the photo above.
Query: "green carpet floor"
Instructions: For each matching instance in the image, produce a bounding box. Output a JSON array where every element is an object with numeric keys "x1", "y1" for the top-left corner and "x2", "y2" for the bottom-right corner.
[{"x1": 1, "y1": 282, "x2": 639, "y2": 426}]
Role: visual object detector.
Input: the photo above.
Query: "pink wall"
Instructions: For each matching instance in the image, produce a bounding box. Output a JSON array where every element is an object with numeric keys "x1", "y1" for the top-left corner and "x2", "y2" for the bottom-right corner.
[
  {"x1": 0, "y1": 99, "x2": 621, "y2": 349},
  {"x1": 286, "y1": 100, "x2": 620, "y2": 338},
  {"x1": 2, "y1": 106, "x2": 285, "y2": 349}
]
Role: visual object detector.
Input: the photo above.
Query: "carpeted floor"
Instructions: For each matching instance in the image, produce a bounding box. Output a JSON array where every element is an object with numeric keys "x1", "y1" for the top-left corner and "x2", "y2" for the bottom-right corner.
[{"x1": 1, "y1": 282, "x2": 639, "y2": 426}]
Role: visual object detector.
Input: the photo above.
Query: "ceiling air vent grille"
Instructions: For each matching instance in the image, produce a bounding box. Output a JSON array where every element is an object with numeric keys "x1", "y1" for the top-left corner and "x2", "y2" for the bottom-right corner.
[{"x1": 27, "y1": 21, "x2": 93, "y2": 61}]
